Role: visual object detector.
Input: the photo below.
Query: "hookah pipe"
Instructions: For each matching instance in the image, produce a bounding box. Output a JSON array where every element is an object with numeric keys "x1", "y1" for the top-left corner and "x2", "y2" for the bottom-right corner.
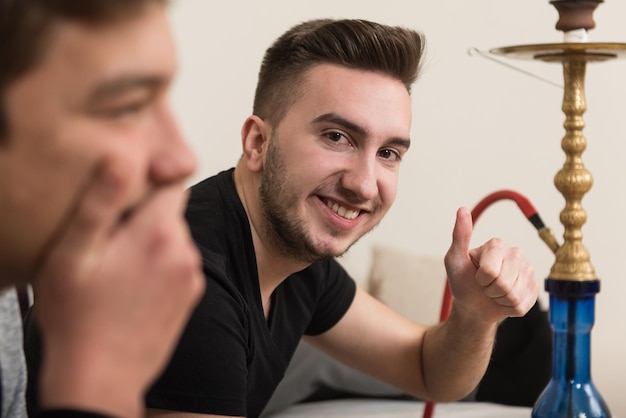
[
  {"x1": 425, "y1": 3, "x2": 616, "y2": 417},
  {"x1": 422, "y1": 189, "x2": 559, "y2": 418},
  {"x1": 488, "y1": 2, "x2": 615, "y2": 417}
]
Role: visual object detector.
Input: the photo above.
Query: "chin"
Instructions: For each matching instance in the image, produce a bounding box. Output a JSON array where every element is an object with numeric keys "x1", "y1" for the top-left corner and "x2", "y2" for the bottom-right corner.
[{"x1": 315, "y1": 239, "x2": 355, "y2": 259}]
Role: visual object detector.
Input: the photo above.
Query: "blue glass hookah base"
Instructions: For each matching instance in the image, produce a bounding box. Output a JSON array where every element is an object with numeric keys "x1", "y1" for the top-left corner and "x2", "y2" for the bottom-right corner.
[{"x1": 532, "y1": 279, "x2": 611, "y2": 418}]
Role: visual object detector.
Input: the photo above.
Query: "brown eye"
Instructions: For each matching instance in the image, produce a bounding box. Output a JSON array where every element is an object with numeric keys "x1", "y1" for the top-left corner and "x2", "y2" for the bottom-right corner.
[
  {"x1": 101, "y1": 102, "x2": 146, "y2": 119},
  {"x1": 326, "y1": 132, "x2": 344, "y2": 142},
  {"x1": 378, "y1": 148, "x2": 401, "y2": 161}
]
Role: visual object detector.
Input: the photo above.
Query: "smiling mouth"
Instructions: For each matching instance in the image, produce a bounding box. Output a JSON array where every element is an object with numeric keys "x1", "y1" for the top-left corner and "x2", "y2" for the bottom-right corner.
[{"x1": 324, "y1": 199, "x2": 360, "y2": 220}]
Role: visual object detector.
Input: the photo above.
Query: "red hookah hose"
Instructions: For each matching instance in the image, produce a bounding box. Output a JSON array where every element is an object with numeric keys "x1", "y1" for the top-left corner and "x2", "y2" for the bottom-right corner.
[{"x1": 422, "y1": 189, "x2": 548, "y2": 418}]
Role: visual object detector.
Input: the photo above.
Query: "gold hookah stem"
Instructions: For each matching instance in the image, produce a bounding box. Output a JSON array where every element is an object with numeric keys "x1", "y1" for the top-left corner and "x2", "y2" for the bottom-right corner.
[{"x1": 550, "y1": 57, "x2": 597, "y2": 281}]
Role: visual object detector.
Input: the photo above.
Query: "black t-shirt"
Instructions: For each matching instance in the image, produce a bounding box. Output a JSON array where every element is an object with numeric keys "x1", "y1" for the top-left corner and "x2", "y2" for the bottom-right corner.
[{"x1": 145, "y1": 169, "x2": 357, "y2": 417}]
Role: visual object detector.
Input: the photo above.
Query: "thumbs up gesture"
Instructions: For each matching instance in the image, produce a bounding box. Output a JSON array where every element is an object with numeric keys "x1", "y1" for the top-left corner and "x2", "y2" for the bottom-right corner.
[{"x1": 444, "y1": 207, "x2": 539, "y2": 324}]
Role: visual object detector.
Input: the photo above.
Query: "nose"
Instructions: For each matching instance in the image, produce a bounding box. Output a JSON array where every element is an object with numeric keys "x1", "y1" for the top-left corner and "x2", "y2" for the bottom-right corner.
[
  {"x1": 340, "y1": 153, "x2": 378, "y2": 202},
  {"x1": 149, "y1": 103, "x2": 197, "y2": 184}
]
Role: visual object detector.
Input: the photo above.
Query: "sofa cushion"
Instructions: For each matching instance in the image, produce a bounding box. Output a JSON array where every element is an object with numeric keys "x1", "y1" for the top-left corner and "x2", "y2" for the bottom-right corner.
[{"x1": 368, "y1": 245, "x2": 446, "y2": 326}]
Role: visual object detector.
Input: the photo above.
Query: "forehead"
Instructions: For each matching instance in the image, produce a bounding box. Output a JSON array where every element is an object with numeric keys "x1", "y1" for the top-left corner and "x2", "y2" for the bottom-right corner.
[
  {"x1": 30, "y1": 3, "x2": 175, "y2": 99},
  {"x1": 291, "y1": 64, "x2": 412, "y2": 136}
]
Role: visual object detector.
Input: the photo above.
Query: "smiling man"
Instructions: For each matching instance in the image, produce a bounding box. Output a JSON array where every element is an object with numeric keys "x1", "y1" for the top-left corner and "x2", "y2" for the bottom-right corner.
[
  {"x1": 143, "y1": 19, "x2": 538, "y2": 418},
  {"x1": 2, "y1": 1, "x2": 204, "y2": 417}
]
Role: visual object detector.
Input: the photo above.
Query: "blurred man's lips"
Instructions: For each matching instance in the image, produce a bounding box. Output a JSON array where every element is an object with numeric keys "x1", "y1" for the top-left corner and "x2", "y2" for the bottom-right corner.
[
  {"x1": 120, "y1": 207, "x2": 134, "y2": 223},
  {"x1": 119, "y1": 196, "x2": 146, "y2": 223}
]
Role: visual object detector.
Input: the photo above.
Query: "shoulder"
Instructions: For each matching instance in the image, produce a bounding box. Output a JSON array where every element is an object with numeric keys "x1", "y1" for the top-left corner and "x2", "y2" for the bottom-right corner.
[
  {"x1": 294, "y1": 258, "x2": 352, "y2": 289},
  {"x1": 192, "y1": 248, "x2": 248, "y2": 324},
  {"x1": 185, "y1": 169, "x2": 251, "y2": 255}
]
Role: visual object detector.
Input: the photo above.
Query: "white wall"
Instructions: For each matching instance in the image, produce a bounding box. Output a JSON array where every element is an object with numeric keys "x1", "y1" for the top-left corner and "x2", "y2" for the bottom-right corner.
[{"x1": 169, "y1": 1, "x2": 626, "y2": 415}]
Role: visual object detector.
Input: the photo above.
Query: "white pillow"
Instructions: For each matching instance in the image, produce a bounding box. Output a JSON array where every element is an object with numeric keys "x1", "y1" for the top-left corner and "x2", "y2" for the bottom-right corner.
[{"x1": 368, "y1": 245, "x2": 446, "y2": 327}]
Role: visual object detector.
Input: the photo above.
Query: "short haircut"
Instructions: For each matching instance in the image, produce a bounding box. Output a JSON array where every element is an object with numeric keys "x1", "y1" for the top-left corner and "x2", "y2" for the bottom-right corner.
[
  {"x1": 0, "y1": 0, "x2": 167, "y2": 140},
  {"x1": 253, "y1": 18, "x2": 426, "y2": 127}
]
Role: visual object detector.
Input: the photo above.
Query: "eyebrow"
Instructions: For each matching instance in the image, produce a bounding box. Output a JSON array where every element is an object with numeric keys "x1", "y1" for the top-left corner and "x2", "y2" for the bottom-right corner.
[
  {"x1": 86, "y1": 75, "x2": 167, "y2": 104},
  {"x1": 312, "y1": 112, "x2": 411, "y2": 151}
]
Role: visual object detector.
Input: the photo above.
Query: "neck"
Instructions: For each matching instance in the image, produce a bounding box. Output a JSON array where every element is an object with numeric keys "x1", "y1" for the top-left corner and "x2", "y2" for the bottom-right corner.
[{"x1": 233, "y1": 164, "x2": 309, "y2": 317}]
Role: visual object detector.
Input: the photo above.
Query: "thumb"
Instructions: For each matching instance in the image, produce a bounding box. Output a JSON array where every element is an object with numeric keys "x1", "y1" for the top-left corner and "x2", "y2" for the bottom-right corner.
[{"x1": 446, "y1": 207, "x2": 475, "y2": 267}]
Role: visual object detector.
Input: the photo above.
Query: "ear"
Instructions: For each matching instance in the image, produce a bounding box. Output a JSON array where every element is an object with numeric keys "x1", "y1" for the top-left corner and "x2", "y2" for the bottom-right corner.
[{"x1": 241, "y1": 115, "x2": 270, "y2": 173}]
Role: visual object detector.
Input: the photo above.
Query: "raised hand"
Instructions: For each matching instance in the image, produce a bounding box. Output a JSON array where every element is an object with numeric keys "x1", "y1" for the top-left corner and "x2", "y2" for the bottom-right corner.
[
  {"x1": 32, "y1": 158, "x2": 204, "y2": 418},
  {"x1": 444, "y1": 207, "x2": 538, "y2": 324}
]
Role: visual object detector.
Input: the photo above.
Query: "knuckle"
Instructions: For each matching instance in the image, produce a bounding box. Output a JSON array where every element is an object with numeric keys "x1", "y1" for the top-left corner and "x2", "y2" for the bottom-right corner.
[
  {"x1": 486, "y1": 237, "x2": 505, "y2": 249},
  {"x1": 147, "y1": 218, "x2": 175, "y2": 254},
  {"x1": 150, "y1": 224, "x2": 170, "y2": 253},
  {"x1": 510, "y1": 292, "x2": 535, "y2": 316},
  {"x1": 513, "y1": 301, "x2": 530, "y2": 316},
  {"x1": 509, "y1": 292, "x2": 523, "y2": 308},
  {"x1": 499, "y1": 281, "x2": 514, "y2": 296},
  {"x1": 510, "y1": 247, "x2": 525, "y2": 262},
  {"x1": 479, "y1": 264, "x2": 499, "y2": 281},
  {"x1": 508, "y1": 246, "x2": 519, "y2": 258},
  {"x1": 524, "y1": 262, "x2": 536, "y2": 279}
]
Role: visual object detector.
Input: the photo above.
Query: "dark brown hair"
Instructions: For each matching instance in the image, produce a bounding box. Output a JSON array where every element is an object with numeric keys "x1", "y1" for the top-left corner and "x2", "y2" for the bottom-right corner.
[
  {"x1": 253, "y1": 19, "x2": 426, "y2": 126},
  {"x1": 0, "y1": 0, "x2": 167, "y2": 140}
]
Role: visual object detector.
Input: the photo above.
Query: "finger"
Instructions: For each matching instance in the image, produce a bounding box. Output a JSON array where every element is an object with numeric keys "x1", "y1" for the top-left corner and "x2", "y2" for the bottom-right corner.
[
  {"x1": 122, "y1": 183, "x2": 190, "y2": 256},
  {"x1": 448, "y1": 207, "x2": 473, "y2": 261},
  {"x1": 482, "y1": 264, "x2": 516, "y2": 300},
  {"x1": 472, "y1": 242, "x2": 505, "y2": 288},
  {"x1": 35, "y1": 158, "x2": 132, "y2": 277},
  {"x1": 492, "y1": 258, "x2": 537, "y2": 312},
  {"x1": 124, "y1": 183, "x2": 188, "y2": 229}
]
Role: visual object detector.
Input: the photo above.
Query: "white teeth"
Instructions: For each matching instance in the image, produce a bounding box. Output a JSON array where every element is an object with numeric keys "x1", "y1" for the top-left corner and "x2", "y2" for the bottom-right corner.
[{"x1": 325, "y1": 199, "x2": 359, "y2": 220}]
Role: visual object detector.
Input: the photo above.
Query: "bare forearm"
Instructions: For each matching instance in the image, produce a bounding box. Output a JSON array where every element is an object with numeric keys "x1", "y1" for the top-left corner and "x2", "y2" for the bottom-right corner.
[
  {"x1": 420, "y1": 207, "x2": 538, "y2": 400},
  {"x1": 420, "y1": 303, "x2": 498, "y2": 401}
]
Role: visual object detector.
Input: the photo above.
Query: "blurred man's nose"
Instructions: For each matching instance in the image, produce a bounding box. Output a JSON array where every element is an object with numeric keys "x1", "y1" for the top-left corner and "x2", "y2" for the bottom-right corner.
[{"x1": 149, "y1": 104, "x2": 197, "y2": 184}]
